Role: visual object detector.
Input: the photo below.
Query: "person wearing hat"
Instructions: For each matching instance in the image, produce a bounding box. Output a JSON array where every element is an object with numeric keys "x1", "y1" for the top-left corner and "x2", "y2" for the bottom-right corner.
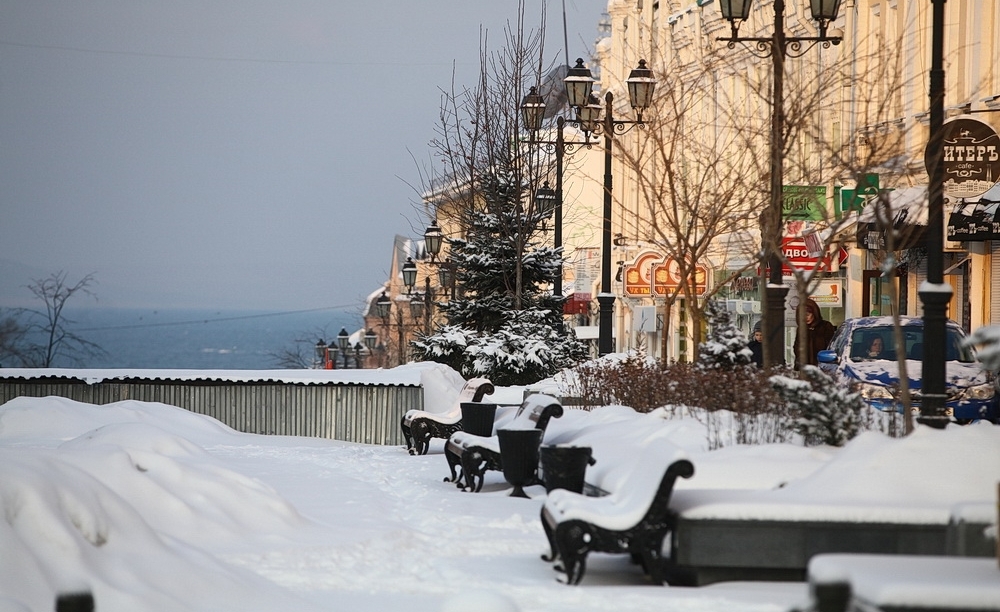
[
  {"x1": 748, "y1": 320, "x2": 763, "y2": 367},
  {"x1": 794, "y1": 298, "x2": 836, "y2": 368}
]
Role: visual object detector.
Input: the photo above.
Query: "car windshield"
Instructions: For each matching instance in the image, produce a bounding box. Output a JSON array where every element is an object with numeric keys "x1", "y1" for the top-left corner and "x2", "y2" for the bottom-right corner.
[{"x1": 848, "y1": 325, "x2": 976, "y2": 362}]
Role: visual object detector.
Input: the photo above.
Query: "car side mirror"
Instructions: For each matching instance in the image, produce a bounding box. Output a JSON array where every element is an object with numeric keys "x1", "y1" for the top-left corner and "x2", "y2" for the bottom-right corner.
[{"x1": 817, "y1": 350, "x2": 838, "y2": 364}]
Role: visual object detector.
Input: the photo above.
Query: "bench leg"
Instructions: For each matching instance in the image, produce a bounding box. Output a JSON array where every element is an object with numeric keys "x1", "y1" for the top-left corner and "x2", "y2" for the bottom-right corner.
[
  {"x1": 461, "y1": 450, "x2": 486, "y2": 492},
  {"x1": 540, "y1": 510, "x2": 559, "y2": 563},
  {"x1": 444, "y1": 446, "x2": 464, "y2": 485},
  {"x1": 410, "y1": 420, "x2": 430, "y2": 456},
  {"x1": 400, "y1": 418, "x2": 414, "y2": 453},
  {"x1": 554, "y1": 522, "x2": 592, "y2": 585}
]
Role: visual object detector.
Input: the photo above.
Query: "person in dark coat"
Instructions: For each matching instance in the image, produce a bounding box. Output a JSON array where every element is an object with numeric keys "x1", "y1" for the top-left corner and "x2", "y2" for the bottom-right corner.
[
  {"x1": 794, "y1": 298, "x2": 836, "y2": 368},
  {"x1": 747, "y1": 320, "x2": 763, "y2": 367}
]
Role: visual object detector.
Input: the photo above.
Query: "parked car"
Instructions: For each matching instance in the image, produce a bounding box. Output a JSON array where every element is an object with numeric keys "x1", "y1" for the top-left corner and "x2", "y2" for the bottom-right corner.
[{"x1": 817, "y1": 316, "x2": 999, "y2": 423}]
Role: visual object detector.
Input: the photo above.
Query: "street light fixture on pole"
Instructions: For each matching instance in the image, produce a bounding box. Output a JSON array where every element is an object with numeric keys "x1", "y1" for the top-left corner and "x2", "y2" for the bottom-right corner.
[
  {"x1": 336, "y1": 327, "x2": 350, "y2": 369},
  {"x1": 520, "y1": 87, "x2": 592, "y2": 299},
  {"x1": 562, "y1": 58, "x2": 657, "y2": 356},
  {"x1": 717, "y1": 0, "x2": 842, "y2": 368}
]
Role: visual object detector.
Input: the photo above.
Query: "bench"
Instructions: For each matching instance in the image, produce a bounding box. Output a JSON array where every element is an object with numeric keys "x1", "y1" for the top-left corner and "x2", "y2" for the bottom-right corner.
[
  {"x1": 540, "y1": 440, "x2": 694, "y2": 585},
  {"x1": 444, "y1": 393, "x2": 563, "y2": 493},
  {"x1": 400, "y1": 377, "x2": 494, "y2": 455},
  {"x1": 794, "y1": 553, "x2": 1000, "y2": 612}
]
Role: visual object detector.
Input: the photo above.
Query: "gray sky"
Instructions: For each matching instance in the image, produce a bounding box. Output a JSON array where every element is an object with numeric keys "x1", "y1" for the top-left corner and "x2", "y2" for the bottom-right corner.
[{"x1": 0, "y1": 0, "x2": 607, "y2": 311}]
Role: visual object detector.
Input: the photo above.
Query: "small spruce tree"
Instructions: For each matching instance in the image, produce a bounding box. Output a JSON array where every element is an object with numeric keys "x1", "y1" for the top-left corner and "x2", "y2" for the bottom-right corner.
[
  {"x1": 412, "y1": 182, "x2": 587, "y2": 386},
  {"x1": 697, "y1": 299, "x2": 752, "y2": 370}
]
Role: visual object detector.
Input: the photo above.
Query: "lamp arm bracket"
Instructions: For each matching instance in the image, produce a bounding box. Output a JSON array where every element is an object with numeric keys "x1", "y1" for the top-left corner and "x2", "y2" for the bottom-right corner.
[{"x1": 718, "y1": 35, "x2": 841, "y2": 59}]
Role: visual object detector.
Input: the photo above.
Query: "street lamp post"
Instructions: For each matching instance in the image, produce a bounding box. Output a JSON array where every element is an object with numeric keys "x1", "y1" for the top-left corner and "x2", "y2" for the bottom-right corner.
[
  {"x1": 562, "y1": 58, "x2": 656, "y2": 356},
  {"x1": 717, "y1": 0, "x2": 842, "y2": 368},
  {"x1": 917, "y1": 0, "x2": 950, "y2": 428},
  {"x1": 520, "y1": 87, "x2": 592, "y2": 299},
  {"x1": 336, "y1": 327, "x2": 350, "y2": 369}
]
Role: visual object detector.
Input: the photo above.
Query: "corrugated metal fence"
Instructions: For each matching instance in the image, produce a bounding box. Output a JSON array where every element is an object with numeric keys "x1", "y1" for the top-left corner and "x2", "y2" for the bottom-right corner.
[{"x1": 0, "y1": 379, "x2": 422, "y2": 446}]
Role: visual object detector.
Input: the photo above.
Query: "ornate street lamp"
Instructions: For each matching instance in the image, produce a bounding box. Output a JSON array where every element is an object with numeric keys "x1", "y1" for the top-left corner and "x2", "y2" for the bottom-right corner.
[
  {"x1": 717, "y1": 0, "x2": 841, "y2": 368},
  {"x1": 364, "y1": 328, "x2": 377, "y2": 352},
  {"x1": 564, "y1": 58, "x2": 595, "y2": 109},
  {"x1": 314, "y1": 338, "x2": 327, "y2": 369},
  {"x1": 520, "y1": 86, "x2": 546, "y2": 132},
  {"x1": 437, "y1": 259, "x2": 456, "y2": 297},
  {"x1": 424, "y1": 220, "x2": 443, "y2": 262},
  {"x1": 564, "y1": 58, "x2": 656, "y2": 356},
  {"x1": 409, "y1": 292, "x2": 425, "y2": 320},
  {"x1": 401, "y1": 257, "x2": 418, "y2": 293},
  {"x1": 519, "y1": 87, "x2": 590, "y2": 299},
  {"x1": 337, "y1": 327, "x2": 350, "y2": 353},
  {"x1": 534, "y1": 182, "x2": 557, "y2": 219},
  {"x1": 374, "y1": 291, "x2": 392, "y2": 320}
]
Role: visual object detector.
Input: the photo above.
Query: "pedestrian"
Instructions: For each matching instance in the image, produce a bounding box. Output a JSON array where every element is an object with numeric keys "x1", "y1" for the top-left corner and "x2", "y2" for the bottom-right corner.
[
  {"x1": 748, "y1": 320, "x2": 763, "y2": 367},
  {"x1": 794, "y1": 298, "x2": 836, "y2": 368}
]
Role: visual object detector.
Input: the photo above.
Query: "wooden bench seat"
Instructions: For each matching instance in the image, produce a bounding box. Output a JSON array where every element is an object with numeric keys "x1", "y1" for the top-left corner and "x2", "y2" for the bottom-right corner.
[
  {"x1": 540, "y1": 441, "x2": 694, "y2": 585},
  {"x1": 444, "y1": 394, "x2": 563, "y2": 493},
  {"x1": 400, "y1": 377, "x2": 494, "y2": 455}
]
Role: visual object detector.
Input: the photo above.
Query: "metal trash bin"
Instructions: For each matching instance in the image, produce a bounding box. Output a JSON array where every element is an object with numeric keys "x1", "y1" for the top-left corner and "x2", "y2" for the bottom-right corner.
[
  {"x1": 540, "y1": 445, "x2": 594, "y2": 494},
  {"x1": 460, "y1": 402, "x2": 497, "y2": 437}
]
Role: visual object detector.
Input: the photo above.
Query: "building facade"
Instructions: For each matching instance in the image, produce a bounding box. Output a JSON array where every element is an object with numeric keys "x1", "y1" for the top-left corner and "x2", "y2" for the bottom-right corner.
[{"x1": 590, "y1": 0, "x2": 1000, "y2": 362}]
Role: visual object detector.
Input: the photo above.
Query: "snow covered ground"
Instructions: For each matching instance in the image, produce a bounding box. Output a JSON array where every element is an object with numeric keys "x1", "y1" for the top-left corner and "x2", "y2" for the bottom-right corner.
[{"x1": 1, "y1": 382, "x2": 998, "y2": 612}]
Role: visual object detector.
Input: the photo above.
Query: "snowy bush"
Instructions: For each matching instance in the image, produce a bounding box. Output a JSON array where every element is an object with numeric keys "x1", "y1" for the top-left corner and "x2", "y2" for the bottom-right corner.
[
  {"x1": 770, "y1": 365, "x2": 864, "y2": 447},
  {"x1": 696, "y1": 299, "x2": 752, "y2": 370}
]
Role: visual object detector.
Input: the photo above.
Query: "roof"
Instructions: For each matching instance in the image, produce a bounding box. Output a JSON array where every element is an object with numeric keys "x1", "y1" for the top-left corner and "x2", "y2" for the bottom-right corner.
[{"x1": 0, "y1": 366, "x2": 427, "y2": 387}]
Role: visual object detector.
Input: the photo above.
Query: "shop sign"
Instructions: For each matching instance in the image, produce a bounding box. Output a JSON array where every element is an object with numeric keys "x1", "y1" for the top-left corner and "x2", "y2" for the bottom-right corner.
[
  {"x1": 926, "y1": 117, "x2": 1000, "y2": 199},
  {"x1": 782, "y1": 185, "x2": 827, "y2": 220},
  {"x1": 729, "y1": 276, "x2": 758, "y2": 294},
  {"x1": 946, "y1": 183, "x2": 1000, "y2": 241},
  {"x1": 780, "y1": 237, "x2": 849, "y2": 274},
  {"x1": 651, "y1": 258, "x2": 708, "y2": 297},
  {"x1": 622, "y1": 251, "x2": 661, "y2": 297}
]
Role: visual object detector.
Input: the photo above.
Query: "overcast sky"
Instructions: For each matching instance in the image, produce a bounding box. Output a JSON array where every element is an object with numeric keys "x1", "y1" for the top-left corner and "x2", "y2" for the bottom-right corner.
[{"x1": 0, "y1": 1, "x2": 607, "y2": 311}]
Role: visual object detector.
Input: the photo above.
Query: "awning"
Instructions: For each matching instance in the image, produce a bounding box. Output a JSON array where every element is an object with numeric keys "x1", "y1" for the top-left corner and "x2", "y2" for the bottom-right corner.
[{"x1": 855, "y1": 186, "x2": 927, "y2": 250}]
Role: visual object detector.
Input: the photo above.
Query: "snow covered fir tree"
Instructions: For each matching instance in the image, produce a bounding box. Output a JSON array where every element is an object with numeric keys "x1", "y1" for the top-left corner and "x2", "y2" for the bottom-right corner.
[
  {"x1": 411, "y1": 178, "x2": 587, "y2": 386},
  {"x1": 696, "y1": 299, "x2": 752, "y2": 369}
]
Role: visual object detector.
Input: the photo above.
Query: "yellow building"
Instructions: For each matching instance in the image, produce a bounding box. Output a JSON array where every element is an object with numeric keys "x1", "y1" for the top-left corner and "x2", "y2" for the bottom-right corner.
[{"x1": 593, "y1": 0, "x2": 1000, "y2": 361}]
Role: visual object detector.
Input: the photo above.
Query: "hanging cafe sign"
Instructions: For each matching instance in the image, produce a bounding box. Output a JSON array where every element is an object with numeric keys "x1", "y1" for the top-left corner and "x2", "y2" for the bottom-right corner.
[
  {"x1": 622, "y1": 250, "x2": 708, "y2": 298},
  {"x1": 934, "y1": 117, "x2": 1000, "y2": 241}
]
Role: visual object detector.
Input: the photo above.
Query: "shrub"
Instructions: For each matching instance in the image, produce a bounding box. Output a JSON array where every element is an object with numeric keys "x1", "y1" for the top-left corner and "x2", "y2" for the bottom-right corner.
[{"x1": 770, "y1": 365, "x2": 864, "y2": 446}]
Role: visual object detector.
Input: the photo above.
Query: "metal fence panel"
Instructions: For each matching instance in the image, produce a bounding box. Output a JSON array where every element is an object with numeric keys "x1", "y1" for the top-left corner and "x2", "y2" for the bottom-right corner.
[{"x1": 0, "y1": 380, "x2": 421, "y2": 446}]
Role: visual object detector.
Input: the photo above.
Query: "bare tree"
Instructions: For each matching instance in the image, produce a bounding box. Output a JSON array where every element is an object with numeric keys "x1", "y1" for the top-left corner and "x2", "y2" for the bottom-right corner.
[
  {"x1": 613, "y1": 51, "x2": 768, "y2": 353},
  {"x1": 20, "y1": 271, "x2": 106, "y2": 367}
]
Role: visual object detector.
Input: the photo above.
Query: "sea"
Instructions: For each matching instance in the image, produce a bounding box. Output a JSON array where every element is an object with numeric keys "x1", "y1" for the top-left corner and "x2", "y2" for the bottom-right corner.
[{"x1": 51, "y1": 307, "x2": 361, "y2": 370}]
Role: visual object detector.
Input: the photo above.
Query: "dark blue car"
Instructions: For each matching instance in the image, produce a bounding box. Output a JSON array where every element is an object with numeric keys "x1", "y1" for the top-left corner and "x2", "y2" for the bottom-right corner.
[{"x1": 817, "y1": 316, "x2": 999, "y2": 423}]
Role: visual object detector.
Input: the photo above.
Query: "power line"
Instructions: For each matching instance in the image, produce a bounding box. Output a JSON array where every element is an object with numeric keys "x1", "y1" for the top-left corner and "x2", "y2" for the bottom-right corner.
[
  {"x1": 75, "y1": 305, "x2": 357, "y2": 332},
  {"x1": 0, "y1": 39, "x2": 464, "y2": 67}
]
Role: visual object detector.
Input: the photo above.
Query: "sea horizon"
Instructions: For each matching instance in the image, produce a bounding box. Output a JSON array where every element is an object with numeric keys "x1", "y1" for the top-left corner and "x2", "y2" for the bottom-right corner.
[{"x1": 32, "y1": 306, "x2": 363, "y2": 370}]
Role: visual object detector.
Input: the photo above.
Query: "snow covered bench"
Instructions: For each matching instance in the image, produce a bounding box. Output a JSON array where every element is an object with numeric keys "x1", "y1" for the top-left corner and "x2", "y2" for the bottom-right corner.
[
  {"x1": 794, "y1": 553, "x2": 1000, "y2": 612},
  {"x1": 444, "y1": 394, "x2": 563, "y2": 493},
  {"x1": 400, "y1": 377, "x2": 494, "y2": 455},
  {"x1": 540, "y1": 440, "x2": 694, "y2": 585}
]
